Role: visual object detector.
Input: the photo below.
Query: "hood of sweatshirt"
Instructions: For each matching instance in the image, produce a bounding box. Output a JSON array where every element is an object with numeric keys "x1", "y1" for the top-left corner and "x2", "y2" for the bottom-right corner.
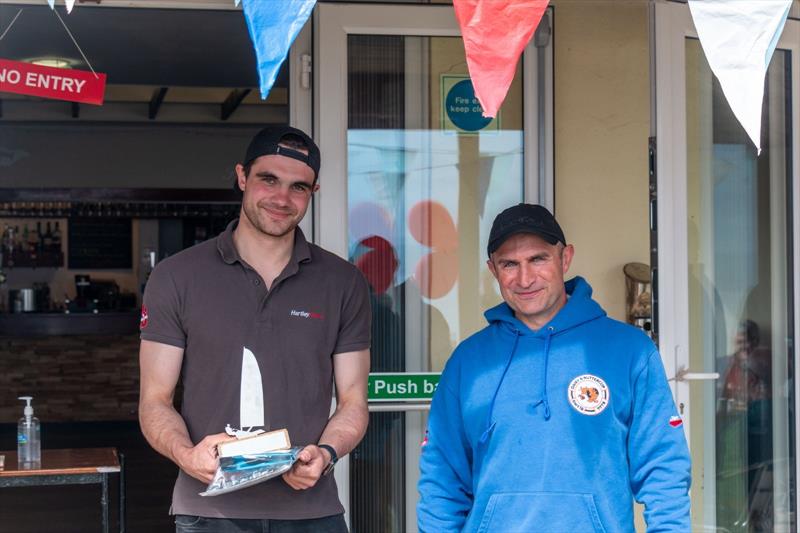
[{"x1": 478, "y1": 276, "x2": 606, "y2": 442}]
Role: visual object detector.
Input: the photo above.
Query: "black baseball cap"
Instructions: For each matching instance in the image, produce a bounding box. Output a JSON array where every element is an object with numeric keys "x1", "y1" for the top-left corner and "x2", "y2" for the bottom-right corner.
[
  {"x1": 487, "y1": 203, "x2": 566, "y2": 256},
  {"x1": 243, "y1": 125, "x2": 321, "y2": 179}
]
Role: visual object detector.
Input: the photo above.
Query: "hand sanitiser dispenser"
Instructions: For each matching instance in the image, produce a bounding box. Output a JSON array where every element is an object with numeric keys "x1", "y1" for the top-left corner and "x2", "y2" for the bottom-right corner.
[{"x1": 17, "y1": 396, "x2": 41, "y2": 468}]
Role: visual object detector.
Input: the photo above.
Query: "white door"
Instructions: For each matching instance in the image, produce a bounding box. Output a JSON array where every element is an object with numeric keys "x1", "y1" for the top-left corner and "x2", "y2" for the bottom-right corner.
[
  {"x1": 655, "y1": 3, "x2": 800, "y2": 531},
  {"x1": 314, "y1": 3, "x2": 552, "y2": 530}
]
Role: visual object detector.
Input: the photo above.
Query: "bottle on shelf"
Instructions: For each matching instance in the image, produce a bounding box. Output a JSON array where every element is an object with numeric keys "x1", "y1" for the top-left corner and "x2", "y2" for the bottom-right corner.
[
  {"x1": 35, "y1": 221, "x2": 43, "y2": 253},
  {"x1": 26, "y1": 223, "x2": 38, "y2": 261},
  {"x1": 52, "y1": 221, "x2": 62, "y2": 249},
  {"x1": 2, "y1": 225, "x2": 11, "y2": 252},
  {"x1": 13, "y1": 225, "x2": 21, "y2": 252},
  {"x1": 42, "y1": 221, "x2": 53, "y2": 252},
  {"x1": 22, "y1": 225, "x2": 30, "y2": 252}
]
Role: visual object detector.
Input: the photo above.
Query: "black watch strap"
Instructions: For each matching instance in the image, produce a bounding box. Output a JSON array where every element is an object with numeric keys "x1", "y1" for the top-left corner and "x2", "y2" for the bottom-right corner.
[{"x1": 318, "y1": 444, "x2": 338, "y2": 476}]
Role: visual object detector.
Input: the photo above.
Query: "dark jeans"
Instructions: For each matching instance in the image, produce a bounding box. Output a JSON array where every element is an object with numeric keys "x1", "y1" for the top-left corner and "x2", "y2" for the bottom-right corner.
[{"x1": 175, "y1": 514, "x2": 348, "y2": 533}]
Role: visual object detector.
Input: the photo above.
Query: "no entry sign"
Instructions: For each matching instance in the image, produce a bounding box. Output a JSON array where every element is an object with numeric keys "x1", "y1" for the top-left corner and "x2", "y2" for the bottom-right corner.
[{"x1": 0, "y1": 58, "x2": 106, "y2": 105}]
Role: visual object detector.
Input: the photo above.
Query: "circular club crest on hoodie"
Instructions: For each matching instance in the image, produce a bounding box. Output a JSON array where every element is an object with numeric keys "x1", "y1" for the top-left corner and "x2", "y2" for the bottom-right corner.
[{"x1": 568, "y1": 374, "x2": 610, "y2": 415}]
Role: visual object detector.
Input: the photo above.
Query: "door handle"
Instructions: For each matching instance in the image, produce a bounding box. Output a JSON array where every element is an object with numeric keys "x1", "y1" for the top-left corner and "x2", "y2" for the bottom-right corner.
[{"x1": 669, "y1": 366, "x2": 720, "y2": 382}]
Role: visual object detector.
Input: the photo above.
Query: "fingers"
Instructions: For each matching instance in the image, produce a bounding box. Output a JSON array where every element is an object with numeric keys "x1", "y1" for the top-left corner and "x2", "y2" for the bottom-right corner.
[
  {"x1": 180, "y1": 433, "x2": 235, "y2": 484},
  {"x1": 296, "y1": 445, "x2": 317, "y2": 463},
  {"x1": 201, "y1": 432, "x2": 236, "y2": 453},
  {"x1": 197, "y1": 469, "x2": 214, "y2": 484},
  {"x1": 283, "y1": 446, "x2": 326, "y2": 490},
  {"x1": 282, "y1": 471, "x2": 304, "y2": 490},
  {"x1": 205, "y1": 432, "x2": 236, "y2": 445},
  {"x1": 193, "y1": 452, "x2": 219, "y2": 483},
  {"x1": 282, "y1": 467, "x2": 320, "y2": 490}
]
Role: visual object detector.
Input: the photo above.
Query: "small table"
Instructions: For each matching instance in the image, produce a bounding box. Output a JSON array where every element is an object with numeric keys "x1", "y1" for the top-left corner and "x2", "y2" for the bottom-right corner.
[{"x1": 0, "y1": 447, "x2": 125, "y2": 533}]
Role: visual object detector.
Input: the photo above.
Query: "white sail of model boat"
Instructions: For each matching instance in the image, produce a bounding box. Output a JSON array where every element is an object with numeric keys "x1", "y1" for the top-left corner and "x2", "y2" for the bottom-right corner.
[{"x1": 239, "y1": 347, "x2": 264, "y2": 432}]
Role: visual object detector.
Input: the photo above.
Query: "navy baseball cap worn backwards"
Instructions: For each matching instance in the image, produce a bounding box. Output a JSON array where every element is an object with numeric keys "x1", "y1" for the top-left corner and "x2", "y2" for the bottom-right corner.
[
  {"x1": 487, "y1": 203, "x2": 566, "y2": 256},
  {"x1": 244, "y1": 125, "x2": 321, "y2": 179}
]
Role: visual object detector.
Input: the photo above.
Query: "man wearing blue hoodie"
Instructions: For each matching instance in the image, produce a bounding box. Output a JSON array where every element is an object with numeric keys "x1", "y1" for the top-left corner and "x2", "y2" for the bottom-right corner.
[{"x1": 418, "y1": 204, "x2": 691, "y2": 532}]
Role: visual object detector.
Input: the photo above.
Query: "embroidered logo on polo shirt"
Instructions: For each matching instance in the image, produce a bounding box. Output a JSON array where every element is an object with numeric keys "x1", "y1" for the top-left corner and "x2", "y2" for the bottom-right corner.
[
  {"x1": 567, "y1": 374, "x2": 610, "y2": 415},
  {"x1": 140, "y1": 305, "x2": 149, "y2": 329},
  {"x1": 290, "y1": 309, "x2": 324, "y2": 320}
]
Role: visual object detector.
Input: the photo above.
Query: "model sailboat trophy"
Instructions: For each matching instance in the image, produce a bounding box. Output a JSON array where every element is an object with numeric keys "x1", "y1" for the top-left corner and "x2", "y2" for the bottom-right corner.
[{"x1": 201, "y1": 348, "x2": 302, "y2": 496}]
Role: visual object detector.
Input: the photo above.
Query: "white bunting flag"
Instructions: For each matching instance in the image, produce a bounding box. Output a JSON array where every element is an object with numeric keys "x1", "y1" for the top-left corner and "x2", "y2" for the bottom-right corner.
[
  {"x1": 688, "y1": 0, "x2": 792, "y2": 154},
  {"x1": 45, "y1": 0, "x2": 75, "y2": 11}
]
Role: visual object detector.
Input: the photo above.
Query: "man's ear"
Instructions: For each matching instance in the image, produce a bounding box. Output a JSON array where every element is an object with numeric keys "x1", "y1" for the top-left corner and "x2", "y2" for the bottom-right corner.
[
  {"x1": 561, "y1": 244, "x2": 575, "y2": 274},
  {"x1": 486, "y1": 257, "x2": 498, "y2": 280},
  {"x1": 235, "y1": 164, "x2": 247, "y2": 192}
]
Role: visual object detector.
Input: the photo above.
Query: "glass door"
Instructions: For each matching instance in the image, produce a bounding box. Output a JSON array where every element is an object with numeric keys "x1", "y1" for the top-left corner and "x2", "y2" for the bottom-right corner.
[
  {"x1": 655, "y1": 3, "x2": 799, "y2": 531},
  {"x1": 315, "y1": 4, "x2": 552, "y2": 531}
]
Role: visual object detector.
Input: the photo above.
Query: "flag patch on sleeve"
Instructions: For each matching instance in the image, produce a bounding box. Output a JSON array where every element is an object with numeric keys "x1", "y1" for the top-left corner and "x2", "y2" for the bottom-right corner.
[
  {"x1": 140, "y1": 305, "x2": 149, "y2": 329},
  {"x1": 669, "y1": 416, "x2": 683, "y2": 428}
]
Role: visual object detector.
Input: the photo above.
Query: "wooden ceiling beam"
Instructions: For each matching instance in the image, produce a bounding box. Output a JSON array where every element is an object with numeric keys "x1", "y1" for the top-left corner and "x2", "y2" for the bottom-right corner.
[
  {"x1": 221, "y1": 88, "x2": 250, "y2": 121},
  {"x1": 148, "y1": 87, "x2": 169, "y2": 120}
]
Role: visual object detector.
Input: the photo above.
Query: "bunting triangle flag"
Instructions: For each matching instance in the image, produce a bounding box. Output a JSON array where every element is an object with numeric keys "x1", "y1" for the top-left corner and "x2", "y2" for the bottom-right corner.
[
  {"x1": 453, "y1": 0, "x2": 549, "y2": 118},
  {"x1": 45, "y1": 0, "x2": 74, "y2": 12},
  {"x1": 241, "y1": 0, "x2": 316, "y2": 99},
  {"x1": 688, "y1": 0, "x2": 792, "y2": 154}
]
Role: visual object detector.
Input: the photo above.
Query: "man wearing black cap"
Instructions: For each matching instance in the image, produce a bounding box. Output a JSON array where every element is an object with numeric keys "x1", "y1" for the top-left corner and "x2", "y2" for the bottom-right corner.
[
  {"x1": 418, "y1": 204, "x2": 691, "y2": 532},
  {"x1": 139, "y1": 126, "x2": 371, "y2": 532}
]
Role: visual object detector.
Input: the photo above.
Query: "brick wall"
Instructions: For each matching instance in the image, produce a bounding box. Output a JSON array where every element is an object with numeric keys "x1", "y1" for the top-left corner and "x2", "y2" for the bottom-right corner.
[{"x1": 0, "y1": 334, "x2": 140, "y2": 423}]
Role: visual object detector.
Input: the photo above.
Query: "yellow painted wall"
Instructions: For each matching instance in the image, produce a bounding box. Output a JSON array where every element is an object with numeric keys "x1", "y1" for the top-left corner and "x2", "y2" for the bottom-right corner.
[{"x1": 552, "y1": 0, "x2": 651, "y2": 322}]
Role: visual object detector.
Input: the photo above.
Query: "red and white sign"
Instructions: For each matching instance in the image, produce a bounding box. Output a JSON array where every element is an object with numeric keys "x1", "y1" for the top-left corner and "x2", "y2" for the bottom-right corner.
[{"x1": 0, "y1": 58, "x2": 106, "y2": 105}]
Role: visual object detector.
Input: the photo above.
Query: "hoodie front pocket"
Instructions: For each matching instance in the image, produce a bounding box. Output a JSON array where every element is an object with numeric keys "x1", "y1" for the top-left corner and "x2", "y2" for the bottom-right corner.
[{"x1": 476, "y1": 492, "x2": 606, "y2": 533}]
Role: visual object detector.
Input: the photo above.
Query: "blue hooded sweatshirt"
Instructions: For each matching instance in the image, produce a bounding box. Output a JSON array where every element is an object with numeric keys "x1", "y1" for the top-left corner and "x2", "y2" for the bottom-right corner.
[{"x1": 418, "y1": 277, "x2": 691, "y2": 532}]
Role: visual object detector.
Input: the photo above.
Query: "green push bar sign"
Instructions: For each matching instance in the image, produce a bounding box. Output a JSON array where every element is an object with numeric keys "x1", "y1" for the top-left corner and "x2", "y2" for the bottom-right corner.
[{"x1": 368, "y1": 372, "x2": 441, "y2": 402}]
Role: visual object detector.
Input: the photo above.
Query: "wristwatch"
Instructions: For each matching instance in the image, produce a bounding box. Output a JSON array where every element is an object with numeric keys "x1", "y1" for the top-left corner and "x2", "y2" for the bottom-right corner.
[{"x1": 318, "y1": 444, "x2": 338, "y2": 476}]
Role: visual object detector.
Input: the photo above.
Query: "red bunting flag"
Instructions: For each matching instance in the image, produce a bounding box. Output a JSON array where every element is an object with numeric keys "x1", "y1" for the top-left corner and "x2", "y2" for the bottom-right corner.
[{"x1": 453, "y1": 0, "x2": 549, "y2": 118}]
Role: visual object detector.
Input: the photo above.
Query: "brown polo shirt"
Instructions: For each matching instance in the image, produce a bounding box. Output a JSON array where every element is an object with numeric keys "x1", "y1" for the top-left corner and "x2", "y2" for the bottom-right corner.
[{"x1": 140, "y1": 220, "x2": 371, "y2": 520}]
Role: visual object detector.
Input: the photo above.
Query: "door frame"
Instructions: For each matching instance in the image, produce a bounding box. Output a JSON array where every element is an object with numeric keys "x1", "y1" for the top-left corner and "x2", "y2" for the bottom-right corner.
[
  {"x1": 312, "y1": 2, "x2": 553, "y2": 528},
  {"x1": 653, "y1": 0, "x2": 800, "y2": 526},
  {"x1": 313, "y1": 2, "x2": 553, "y2": 260}
]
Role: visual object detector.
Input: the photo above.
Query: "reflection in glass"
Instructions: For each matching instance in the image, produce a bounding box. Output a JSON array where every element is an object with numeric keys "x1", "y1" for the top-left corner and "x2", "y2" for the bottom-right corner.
[
  {"x1": 686, "y1": 39, "x2": 794, "y2": 532},
  {"x1": 346, "y1": 35, "x2": 523, "y2": 532}
]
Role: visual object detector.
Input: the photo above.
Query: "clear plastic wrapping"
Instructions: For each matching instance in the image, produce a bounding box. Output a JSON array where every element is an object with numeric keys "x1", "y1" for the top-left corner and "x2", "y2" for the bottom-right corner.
[{"x1": 200, "y1": 447, "x2": 303, "y2": 496}]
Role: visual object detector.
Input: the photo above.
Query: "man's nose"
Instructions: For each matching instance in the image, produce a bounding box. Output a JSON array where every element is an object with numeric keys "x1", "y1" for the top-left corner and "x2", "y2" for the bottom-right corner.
[
  {"x1": 517, "y1": 265, "x2": 536, "y2": 287},
  {"x1": 271, "y1": 184, "x2": 292, "y2": 204}
]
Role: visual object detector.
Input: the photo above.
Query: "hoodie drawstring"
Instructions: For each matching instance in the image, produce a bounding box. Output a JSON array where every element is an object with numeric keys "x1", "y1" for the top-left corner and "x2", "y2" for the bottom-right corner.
[
  {"x1": 480, "y1": 330, "x2": 520, "y2": 444},
  {"x1": 524, "y1": 327, "x2": 554, "y2": 420},
  {"x1": 540, "y1": 327, "x2": 554, "y2": 420}
]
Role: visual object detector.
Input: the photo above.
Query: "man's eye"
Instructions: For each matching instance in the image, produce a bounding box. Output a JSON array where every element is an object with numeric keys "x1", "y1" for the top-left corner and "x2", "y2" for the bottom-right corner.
[
  {"x1": 264, "y1": 177, "x2": 278, "y2": 185},
  {"x1": 291, "y1": 184, "x2": 308, "y2": 192}
]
